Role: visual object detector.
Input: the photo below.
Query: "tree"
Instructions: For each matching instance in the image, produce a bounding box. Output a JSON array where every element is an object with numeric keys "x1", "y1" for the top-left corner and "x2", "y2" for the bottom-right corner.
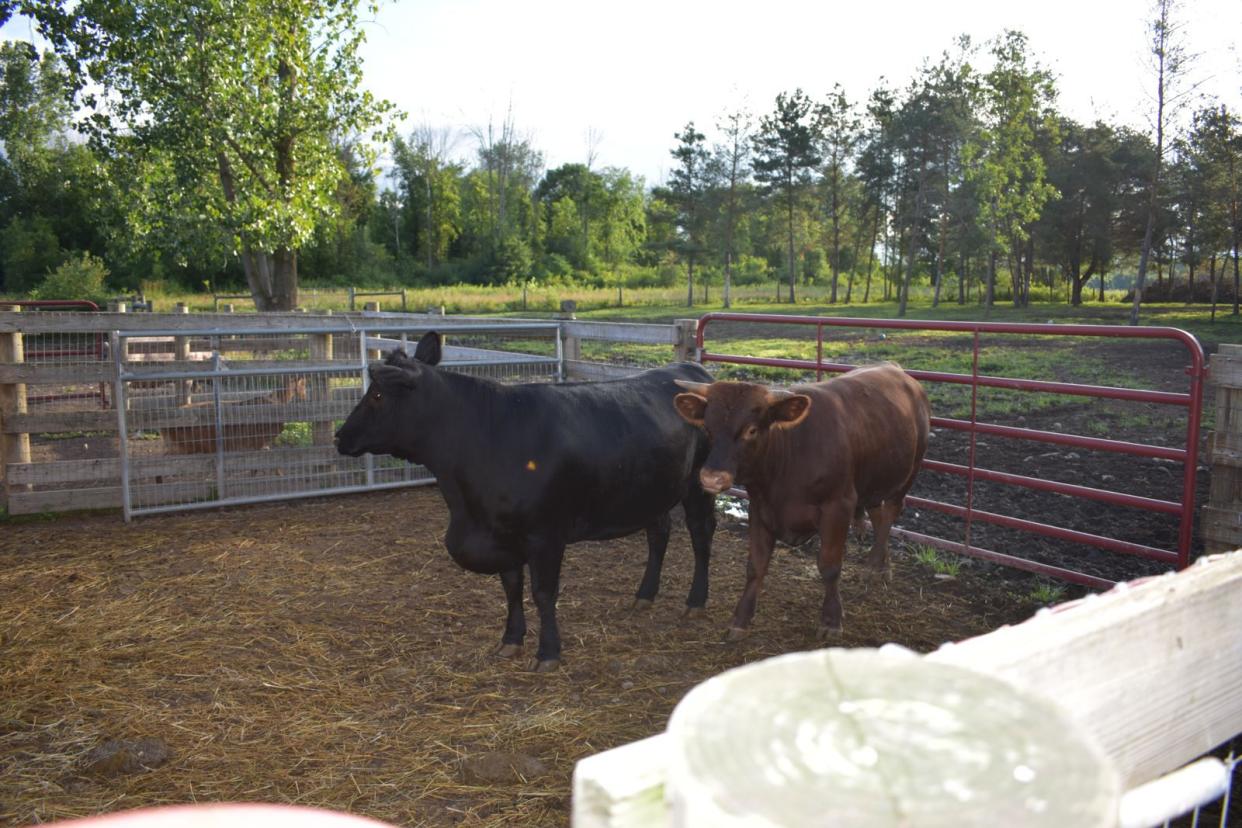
[
  {"x1": 817, "y1": 84, "x2": 859, "y2": 304},
  {"x1": 0, "y1": 42, "x2": 113, "y2": 293},
  {"x1": 392, "y1": 124, "x2": 460, "y2": 271},
  {"x1": 966, "y1": 30, "x2": 1058, "y2": 310},
  {"x1": 752, "y1": 89, "x2": 823, "y2": 303},
  {"x1": 1130, "y1": 0, "x2": 1195, "y2": 324},
  {"x1": 710, "y1": 107, "x2": 752, "y2": 309},
  {"x1": 666, "y1": 122, "x2": 710, "y2": 306},
  {"x1": 23, "y1": 0, "x2": 395, "y2": 310},
  {"x1": 1186, "y1": 105, "x2": 1241, "y2": 314}
]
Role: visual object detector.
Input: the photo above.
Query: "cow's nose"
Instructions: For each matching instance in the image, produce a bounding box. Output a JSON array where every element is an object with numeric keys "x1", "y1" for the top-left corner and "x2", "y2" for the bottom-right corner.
[{"x1": 700, "y1": 469, "x2": 733, "y2": 494}]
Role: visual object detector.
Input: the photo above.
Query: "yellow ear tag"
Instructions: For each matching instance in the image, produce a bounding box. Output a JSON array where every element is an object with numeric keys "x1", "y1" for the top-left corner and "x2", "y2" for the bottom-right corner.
[{"x1": 525, "y1": 460, "x2": 537, "y2": 471}]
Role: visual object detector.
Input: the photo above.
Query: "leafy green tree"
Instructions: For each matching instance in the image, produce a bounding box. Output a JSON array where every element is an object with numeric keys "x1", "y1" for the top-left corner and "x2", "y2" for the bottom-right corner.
[
  {"x1": 753, "y1": 89, "x2": 823, "y2": 303},
  {"x1": 1185, "y1": 104, "x2": 1241, "y2": 313},
  {"x1": 965, "y1": 30, "x2": 1058, "y2": 310},
  {"x1": 665, "y1": 122, "x2": 710, "y2": 306},
  {"x1": 21, "y1": 0, "x2": 395, "y2": 309},
  {"x1": 391, "y1": 127, "x2": 462, "y2": 271}
]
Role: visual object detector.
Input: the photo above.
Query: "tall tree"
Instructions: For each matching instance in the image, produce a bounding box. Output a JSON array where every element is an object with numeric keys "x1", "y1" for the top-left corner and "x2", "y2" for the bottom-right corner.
[
  {"x1": 392, "y1": 124, "x2": 460, "y2": 270},
  {"x1": 752, "y1": 89, "x2": 823, "y2": 303},
  {"x1": 966, "y1": 30, "x2": 1058, "y2": 310},
  {"x1": 21, "y1": 0, "x2": 395, "y2": 310},
  {"x1": 666, "y1": 122, "x2": 709, "y2": 307},
  {"x1": 711, "y1": 107, "x2": 752, "y2": 309},
  {"x1": 817, "y1": 84, "x2": 859, "y2": 304},
  {"x1": 1130, "y1": 0, "x2": 1195, "y2": 324}
]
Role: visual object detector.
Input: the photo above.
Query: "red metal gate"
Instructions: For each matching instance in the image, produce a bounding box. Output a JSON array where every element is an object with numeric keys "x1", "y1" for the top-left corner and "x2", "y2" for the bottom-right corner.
[{"x1": 695, "y1": 313, "x2": 1207, "y2": 589}]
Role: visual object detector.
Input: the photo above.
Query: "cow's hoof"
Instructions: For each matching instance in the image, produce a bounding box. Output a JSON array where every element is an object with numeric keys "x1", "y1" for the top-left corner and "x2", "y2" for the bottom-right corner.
[
  {"x1": 632, "y1": 598, "x2": 654, "y2": 611},
  {"x1": 816, "y1": 624, "x2": 843, "y2": 641},
  {"x1": 533, "y1": 658, "x2": 562, "y2": 673},
  {"x1": 682, "y1": 606, "x2": 707, "y2": 620},
  {"x1": 864, "y1": 565, "x2": 892, "y2": 583},
  {"x1": 494, "y1": 643, "x2": 523, "y2": 659},
  {"x1": 724, "y1": 626, "x2": 750, "y2": 643}
]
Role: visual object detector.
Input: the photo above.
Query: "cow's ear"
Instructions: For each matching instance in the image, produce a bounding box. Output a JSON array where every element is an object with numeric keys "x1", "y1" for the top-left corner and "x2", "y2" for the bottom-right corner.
[
  {"x1": 369, "y1": 362, "x2": 419, "y2": 389},
  {"x1": 414, "y1": 331, "x2": 443, "y2": 366},
  {"x1": 766, "y1": 391, "x2": 811, "y2": 429},
  {"x1": 673, "y1": 393, "x2": 708, "y2": 426}
]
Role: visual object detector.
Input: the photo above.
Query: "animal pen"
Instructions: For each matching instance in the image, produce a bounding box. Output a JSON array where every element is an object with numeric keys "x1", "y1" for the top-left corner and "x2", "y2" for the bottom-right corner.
[
  {"x1": 2, "y1": 305, "x2": 1240, "y2": 826},
  {"x1": 0, "y1": 307, "x2": 696, "y2": 519}
]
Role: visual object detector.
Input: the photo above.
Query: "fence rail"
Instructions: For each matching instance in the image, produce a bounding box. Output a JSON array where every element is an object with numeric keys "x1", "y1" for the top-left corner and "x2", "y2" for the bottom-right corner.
[
  {"x1": 695, "y1": 313, "x2": 1207, "y2": 588},
  {"x1": 0, "y1": 311, "x2": 692, "y2": 516}
]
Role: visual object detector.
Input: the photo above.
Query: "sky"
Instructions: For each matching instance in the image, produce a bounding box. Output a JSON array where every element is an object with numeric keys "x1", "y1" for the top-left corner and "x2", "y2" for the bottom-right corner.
[
  {"x1": 4, "y1": 0, "x2": 1241, "y2": 185},
  {"x1": 359, "y1": 0, "x2": 1241, "y2": 184}
]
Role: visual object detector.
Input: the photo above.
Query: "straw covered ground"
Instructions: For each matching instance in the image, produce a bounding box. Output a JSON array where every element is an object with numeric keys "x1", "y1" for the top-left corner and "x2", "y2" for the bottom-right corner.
[{"x1": 2, "y1": 487, "x2": 1059, "y2": 827}]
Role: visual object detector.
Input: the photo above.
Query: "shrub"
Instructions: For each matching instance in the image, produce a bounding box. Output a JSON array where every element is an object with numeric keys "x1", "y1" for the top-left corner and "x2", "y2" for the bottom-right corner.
[{"x1": 35, "y1": 252, "x2": 110, "y2": 304}]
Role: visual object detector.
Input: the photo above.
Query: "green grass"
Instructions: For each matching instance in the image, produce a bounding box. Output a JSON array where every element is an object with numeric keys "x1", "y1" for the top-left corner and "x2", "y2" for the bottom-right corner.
[
  {"x1": 1027, "y1": 580, "x2": 1068, "y2": 606},
  {"x1": 910, "y1": 544, "x2": 963, "y2": 577}
]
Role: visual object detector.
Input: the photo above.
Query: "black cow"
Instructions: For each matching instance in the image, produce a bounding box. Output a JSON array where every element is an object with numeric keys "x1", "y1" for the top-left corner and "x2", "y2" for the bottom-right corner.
[{"x1": 334, "y1": 332, "x2": 717, "y2": 671}]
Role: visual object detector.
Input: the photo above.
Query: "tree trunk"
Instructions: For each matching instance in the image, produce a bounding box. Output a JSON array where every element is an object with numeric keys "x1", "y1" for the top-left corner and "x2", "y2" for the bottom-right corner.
[
  {"x1": 864, "y1": 207, "x2": 881, "y2": 303},
  {"x1": 723, "y1": 250, "x2": 733, "y2": 309},
  {"x1": 932, "y1": 210, "x2": 947, "y2": 308},
  {"x1": 786, "y1": 190, "x2": 797, "y2": 303},
  {"x1": 958, "y1": 250, "x2": 968, "y2": 305},
  {"x1": 1210, "y1": 253, "x2": 1219, "y2": 321},
  {"x1": 686, "y1": 256, "x2": 695, "y2": 308},
  {"x1": 985, "y1": 248, "x2": 997, "y2": 311}
]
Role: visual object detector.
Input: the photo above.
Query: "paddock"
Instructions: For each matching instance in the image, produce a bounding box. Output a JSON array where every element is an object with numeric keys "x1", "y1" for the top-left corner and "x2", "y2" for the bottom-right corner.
[{"x1": 1, "y1": 308, "x2": 1236, "y2": 826}]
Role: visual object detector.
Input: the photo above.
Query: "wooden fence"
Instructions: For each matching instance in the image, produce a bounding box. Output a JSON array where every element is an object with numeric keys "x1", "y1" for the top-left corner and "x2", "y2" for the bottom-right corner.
[
  {"x1": 0, "y1": 308, "x2": 696, "y2": 516},
  {"x1": 574, "y1": 550, "x2": 1242, "y2": 827},
  {"x1": 1204, "y1": 343, "x2": 1242, "y2": 552}
]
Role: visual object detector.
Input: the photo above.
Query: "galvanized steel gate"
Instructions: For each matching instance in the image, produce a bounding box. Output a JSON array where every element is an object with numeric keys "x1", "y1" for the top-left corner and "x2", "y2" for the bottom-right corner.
[
  {"x1": 114, "y1": 321, "x2": 561, "y2": 520},
  {"x1": 695, "y1": 313, "x2": 1208, "y2": 588}
]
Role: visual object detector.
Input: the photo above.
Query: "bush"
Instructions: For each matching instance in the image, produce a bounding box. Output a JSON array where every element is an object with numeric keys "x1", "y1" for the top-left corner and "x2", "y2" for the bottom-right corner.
[
  {"x1": 34, "y1": 252, "x2": 110, "y2": 304},
  {"x1": 2, "y1": 216, "x2": 65, "y2": 294}
]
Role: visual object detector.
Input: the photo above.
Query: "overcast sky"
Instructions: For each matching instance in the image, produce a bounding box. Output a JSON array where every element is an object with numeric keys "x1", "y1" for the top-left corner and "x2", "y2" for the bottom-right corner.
[
  {"x1": 5, "y1": 0, "x2": 1240, "y2": 185},
  {"x1": 360, "y1": 0, "x2": 1241, "y2": 184}
]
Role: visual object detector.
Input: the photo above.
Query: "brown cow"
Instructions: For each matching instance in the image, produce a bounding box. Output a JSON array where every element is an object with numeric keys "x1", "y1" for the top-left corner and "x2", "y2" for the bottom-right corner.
[
  {"x1": 673, "y1": 363, "x2": 930, "y2": 641},
  {"x1": 162, "y1": 377, "x2": 307, "y2": 454}
]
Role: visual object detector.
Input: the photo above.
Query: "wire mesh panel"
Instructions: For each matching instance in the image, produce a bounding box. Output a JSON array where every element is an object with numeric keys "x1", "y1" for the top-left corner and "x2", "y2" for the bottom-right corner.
[{"x1": 114, "y1": 323, "x2": 561, "y2": 518}]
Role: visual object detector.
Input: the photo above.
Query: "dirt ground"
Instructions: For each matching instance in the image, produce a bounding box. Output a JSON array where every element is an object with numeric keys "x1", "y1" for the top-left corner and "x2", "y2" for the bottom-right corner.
[
  {"x1": 1, "y1": 484, "x2": 1062, "y2": 828},
  {"x1": 0, "y1": 338, "x2": 1209, "y2": 827}
]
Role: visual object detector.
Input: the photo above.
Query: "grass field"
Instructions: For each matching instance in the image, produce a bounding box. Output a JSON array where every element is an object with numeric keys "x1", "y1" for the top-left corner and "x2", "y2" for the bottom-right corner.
[{"x1": 45, "y1": 279, "x2": 1241, "y2": 348}]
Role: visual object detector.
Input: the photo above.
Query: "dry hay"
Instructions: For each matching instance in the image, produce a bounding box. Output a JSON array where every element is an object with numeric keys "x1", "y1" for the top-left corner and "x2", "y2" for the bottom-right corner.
[{"x1": 0, "y1": 488, "x2": 1045, "y2": 826}]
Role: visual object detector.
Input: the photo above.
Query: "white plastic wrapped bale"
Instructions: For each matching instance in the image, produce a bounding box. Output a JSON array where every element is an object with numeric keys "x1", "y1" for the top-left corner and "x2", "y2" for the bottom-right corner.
[
  {"x1": 663, "y1": 648, "x2": 1120, "y2": 828},
  {"x1": 572, "y1": 735, "x2": 669, "y2": 828}
]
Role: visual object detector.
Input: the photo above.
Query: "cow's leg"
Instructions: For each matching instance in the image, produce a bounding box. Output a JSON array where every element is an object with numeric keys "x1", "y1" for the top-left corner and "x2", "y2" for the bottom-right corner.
[
  {"x1": 528, "y1": 544, "x2": 566, "y2": 672},
  {"x1": 863, "y1": 498, "x2": 903, "y2": 577},
  {"x1": 682, "y1": 489, "x2": 717, "y2": 618},
  {"x1": 495, "y1": 567, "x2": 525, "y2": 658},
  {"x1": 726, "y1": 520, "x2": 775, "y2": 642},
  {"x1": 633, "y1": 511, "x2": 672, "y2": 610},
  {"x1": 817, "y1": 498, "x2": 855, "y2": 639}
]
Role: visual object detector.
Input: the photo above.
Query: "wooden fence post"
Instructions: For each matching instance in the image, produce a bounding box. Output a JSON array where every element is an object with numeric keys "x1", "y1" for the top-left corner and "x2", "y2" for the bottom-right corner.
[
  {"x1": 309, "y1": 314, "x2": 334, "y2": 448},
  {"x1": 1203, "y1": 344, "x2": 1242, "y2": 553},
  {"x1": 673, "y1": 318, "x2": 700, "y2": 363},
  {"x1": 559, "y1": 301, "x2": 580, "y2": 367},
  {"x1": 348, "y1": 286, "x2": 356, "y2": 311},
  {"x1": 1, "y1": 304, "x2": 31, "y2": 508},
  {"x1": 173, "y1": 303, "x2": 192, "y2": 406}
]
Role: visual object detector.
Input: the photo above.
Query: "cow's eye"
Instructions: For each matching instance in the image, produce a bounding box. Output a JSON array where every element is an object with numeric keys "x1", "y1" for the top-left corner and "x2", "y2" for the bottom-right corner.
[{"x1": 743, "y1": 425, "x2": 759, "y2": 439}]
